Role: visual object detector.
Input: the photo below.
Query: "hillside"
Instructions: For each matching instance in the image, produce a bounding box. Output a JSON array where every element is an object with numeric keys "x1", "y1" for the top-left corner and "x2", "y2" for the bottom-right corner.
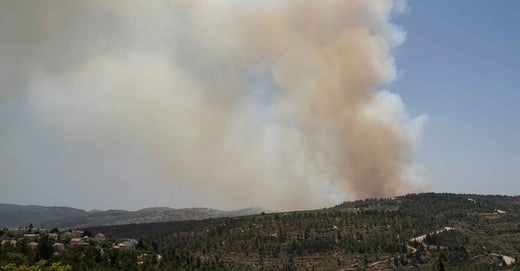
[
  {"x1": 0, "y1": 203, "x2": 268, "y2": 229},
  {"x1": 42, "y1": 207, "x2": 269, "y2": 229},
  {"x1": 0, "y1": 203, "x2": 88, "y2": 227},
  {"x1": 85, "y1": 193, "x2": 520, "y2": 270}
]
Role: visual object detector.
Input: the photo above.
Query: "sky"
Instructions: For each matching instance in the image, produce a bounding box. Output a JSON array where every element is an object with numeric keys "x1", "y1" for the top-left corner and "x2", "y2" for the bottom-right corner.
[
  {"x1": 391, "y1": 0, "x2": 520, "y2": 195},
  {"x1": 0, "y1": 1, "x2": 518, "y2": 211}
]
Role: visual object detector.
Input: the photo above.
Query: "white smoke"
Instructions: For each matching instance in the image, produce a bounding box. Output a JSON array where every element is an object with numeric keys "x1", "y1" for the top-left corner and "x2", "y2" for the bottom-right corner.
[{"x1": 0, "y1": 0, "x2": 427, "y2": 211}]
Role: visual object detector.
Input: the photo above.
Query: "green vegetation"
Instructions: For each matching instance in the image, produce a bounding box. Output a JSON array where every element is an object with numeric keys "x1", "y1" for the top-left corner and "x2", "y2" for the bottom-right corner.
[
  {"x1": 2, "y1": 193, "x2": 519, "y2": 270},
  {"x1": 87, "y1": 193, "x2": 520, "y2": 270},
  {"x1": 0, "y1": 233, "x2": 223, "y2": 270}
]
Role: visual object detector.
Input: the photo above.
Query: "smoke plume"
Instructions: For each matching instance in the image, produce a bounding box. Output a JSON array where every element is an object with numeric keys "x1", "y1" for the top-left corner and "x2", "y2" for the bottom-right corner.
[{"x1": 0, "y1": 0, "x2": 427, "y2": 210}]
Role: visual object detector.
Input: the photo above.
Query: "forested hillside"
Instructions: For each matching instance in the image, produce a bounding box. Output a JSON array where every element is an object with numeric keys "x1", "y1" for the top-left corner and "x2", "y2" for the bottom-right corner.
[{"x1": 81, "y1": 193, "x2": 520, "y2": 270}]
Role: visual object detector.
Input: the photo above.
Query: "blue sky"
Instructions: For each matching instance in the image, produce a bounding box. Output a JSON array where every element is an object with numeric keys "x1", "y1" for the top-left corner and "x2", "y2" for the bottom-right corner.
[{"x1": 391, "y1": 1, "x2": 520, "y2": 194}]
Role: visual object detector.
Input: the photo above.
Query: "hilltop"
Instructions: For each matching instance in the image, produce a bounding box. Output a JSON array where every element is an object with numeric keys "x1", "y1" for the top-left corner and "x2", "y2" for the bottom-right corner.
[
  {"x1": 0, "y1": 203, "x2": 269, "y2": 229},
  {"x1": 0, "y1": 203, "x2": 88, "y2": 227},
  {"x1": 42, "y1": 207, "x2": 269, "y2": 229},
  {"x1": 84, "y1": 193, "x2": 520, "y2": 270}
]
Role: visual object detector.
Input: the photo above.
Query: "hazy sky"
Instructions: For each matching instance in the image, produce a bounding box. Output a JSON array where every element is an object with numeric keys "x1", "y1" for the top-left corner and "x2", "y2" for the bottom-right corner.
[{"x1": 0, "y1": 1, "x2": 518, "y2": 211}]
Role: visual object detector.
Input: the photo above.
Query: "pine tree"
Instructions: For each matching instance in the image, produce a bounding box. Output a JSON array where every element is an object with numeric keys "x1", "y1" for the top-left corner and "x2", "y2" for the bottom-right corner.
[{"x1": 436, "y1": 254, "x2": 445, "y2": 271}]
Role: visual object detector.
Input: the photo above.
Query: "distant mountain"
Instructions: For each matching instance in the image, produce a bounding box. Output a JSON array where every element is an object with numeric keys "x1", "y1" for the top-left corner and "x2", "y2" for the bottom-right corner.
[
  {"x1": 225, "y1": 207, "x2": 267, "y2": 216},
  {"x1": 42, "y1": 207, "x2": 269, "y2": 229},
  {"x1": 87, "y1": 209, "x2": 103, "y2": 214},
  {"x1": 138, "y1": 207, "x2": 175, "y2": 213},
  {"x1": 0, "y1": 203, "x2": 88, "y2": 227},
  {"x1": 0, "y1": 203, "x2": 269, "y2": 229}
]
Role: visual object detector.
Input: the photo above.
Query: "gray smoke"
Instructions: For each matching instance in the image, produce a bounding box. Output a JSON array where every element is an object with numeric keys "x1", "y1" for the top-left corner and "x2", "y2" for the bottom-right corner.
[{"x1": 0, "y1": 0, "x2": 427, "y2": 211}]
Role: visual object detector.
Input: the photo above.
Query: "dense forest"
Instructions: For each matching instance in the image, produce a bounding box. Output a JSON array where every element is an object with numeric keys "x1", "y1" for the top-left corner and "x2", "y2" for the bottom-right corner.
[
  {"x1": 86, "y1": 193, "x2": 519, "y2": 270},
  {"x1": 2, "y1": 193, "x2": 519, "y2": 270}
]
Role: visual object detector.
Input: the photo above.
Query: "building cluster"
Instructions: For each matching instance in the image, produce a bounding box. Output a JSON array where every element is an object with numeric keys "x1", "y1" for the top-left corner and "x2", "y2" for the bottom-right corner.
[
  {"x1": 113, "y1": 238, "x2": 138, "y2": 250},
  {"x1": 0, "y1": 227, "x2": 136, "y2": 253}
]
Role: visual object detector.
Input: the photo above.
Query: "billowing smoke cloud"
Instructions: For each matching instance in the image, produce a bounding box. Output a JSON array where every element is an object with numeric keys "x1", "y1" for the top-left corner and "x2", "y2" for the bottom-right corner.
[{"x1": 0, "y1": 0, "x2": 427, "y2": 211}]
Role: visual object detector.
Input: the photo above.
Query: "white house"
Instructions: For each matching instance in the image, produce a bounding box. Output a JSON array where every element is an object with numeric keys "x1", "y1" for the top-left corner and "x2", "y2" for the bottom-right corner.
[
  {"x1": 125, "y1": 239, "x2": 138, "y2": 247},
  {"x1": 23, "y1": 234, "x2": 39, "y2": 241},
  {"x1": 53, "y1": 242, "x2": 65, "y2": 251},
  {"x1": 70, "y1": 238, "x2": 86, "y2": 246},
  {"x1": 28, "y1": 242, "x2": 38, "y2": 250},
  {"x1": 116, "y1": 243, "x2": 130, "y2": 250},
  {"x1": 49, "y1": 233, "x2": 58, "y2": 241},
  {"x1": 114, "y1": 239, "x2": 138, "y2": 250},
  {"x1": 61, "y1": 232, "x2": 74, "y2": 240},
  {"x1": 93, "y1": 233, "x2": 105, "y2": 244}
]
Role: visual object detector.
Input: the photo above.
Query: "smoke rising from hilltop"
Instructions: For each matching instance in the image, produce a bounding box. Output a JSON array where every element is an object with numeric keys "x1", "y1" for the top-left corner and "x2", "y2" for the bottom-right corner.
[{"x1": 0, "y1": 0, "x2": 427, "y2": 211}]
